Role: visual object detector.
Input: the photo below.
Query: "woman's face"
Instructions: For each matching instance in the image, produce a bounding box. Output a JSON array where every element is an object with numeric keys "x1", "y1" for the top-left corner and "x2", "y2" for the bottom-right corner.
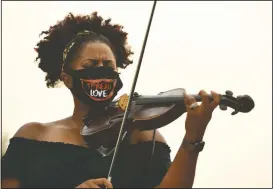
[
  {"x1": 62, "y1": 41, "x2": 120, "y2": 105},
  {"x1": 70, "y1": 41, "x2": 117, "y2": 71}
]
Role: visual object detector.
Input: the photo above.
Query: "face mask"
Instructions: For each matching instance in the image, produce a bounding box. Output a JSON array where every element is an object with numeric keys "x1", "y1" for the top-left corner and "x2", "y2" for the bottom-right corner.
[{"x1": 67, "y1": 67, "x2": 123, "y2": 108}]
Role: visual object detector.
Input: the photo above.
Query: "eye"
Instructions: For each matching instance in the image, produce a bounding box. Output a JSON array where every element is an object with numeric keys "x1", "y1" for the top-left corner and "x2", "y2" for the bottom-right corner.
[
  {"x1": 82, "y1": 64, "x2": 95, "y2": 69},
  {"x1": 82, "y1": 60, "x2": 98, "y2": 68},
  {"x1": 103, "y1": 60, "x2": 116, "y2": 69}
]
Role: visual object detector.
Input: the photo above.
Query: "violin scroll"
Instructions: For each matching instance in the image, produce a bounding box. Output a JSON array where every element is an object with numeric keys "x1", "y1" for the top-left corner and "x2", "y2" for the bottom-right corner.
[
  {"x1": 219, "y1": 90, "x2": 255, "y2": 115},
  {"x1": 236, "y1": 94, "x2": 255, "y2": 112}
]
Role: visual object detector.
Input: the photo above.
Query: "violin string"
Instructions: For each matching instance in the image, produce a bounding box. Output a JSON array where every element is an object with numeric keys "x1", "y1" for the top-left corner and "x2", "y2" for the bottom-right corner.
[{"x1": 107, "y1": 0, "x2": 157, "y2": 182}]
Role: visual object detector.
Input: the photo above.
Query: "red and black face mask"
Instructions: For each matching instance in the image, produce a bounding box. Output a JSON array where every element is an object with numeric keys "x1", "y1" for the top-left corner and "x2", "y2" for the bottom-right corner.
[{"x1": 67, "y1": 67, "x2": 123, "y2": 108}]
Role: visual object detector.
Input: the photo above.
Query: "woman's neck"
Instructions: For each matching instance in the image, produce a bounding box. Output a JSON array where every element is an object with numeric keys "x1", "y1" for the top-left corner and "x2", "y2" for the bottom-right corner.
[{"x1": 71, "y1": 99, "x2": 91, "y2": 128}]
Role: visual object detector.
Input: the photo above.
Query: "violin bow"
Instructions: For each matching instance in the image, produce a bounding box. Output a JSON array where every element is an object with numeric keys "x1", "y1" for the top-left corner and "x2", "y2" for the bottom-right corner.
[{"x1": 107, "y1": 1, "x2": 157, "y2": 182}]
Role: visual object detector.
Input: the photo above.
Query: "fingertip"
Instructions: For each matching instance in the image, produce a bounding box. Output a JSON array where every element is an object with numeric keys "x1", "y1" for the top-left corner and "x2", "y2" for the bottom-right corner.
[
  {"x1": 211, "y1": 91, "x2": 220, "y2": 100},
  {"x1": 198, "y1": 89, "x2": 205, "y2": 95},
  {"x1": 106, "y1": 183, "x2": 113, "y2": 189},
  {"x1": 211, "y1": 90, "x2": 216, "y2": 94}
]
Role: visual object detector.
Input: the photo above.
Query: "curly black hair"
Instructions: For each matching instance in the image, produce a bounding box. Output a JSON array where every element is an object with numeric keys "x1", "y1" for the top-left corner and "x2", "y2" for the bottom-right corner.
[{"x1": 35, "y1": 12, "x2": 134, "y2": 88}]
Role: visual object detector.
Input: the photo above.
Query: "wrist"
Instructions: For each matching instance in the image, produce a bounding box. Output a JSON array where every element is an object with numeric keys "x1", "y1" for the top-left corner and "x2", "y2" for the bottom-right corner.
[
  {"x1": 182, "y1": 134, "x2": 205, "y2": 153},
  {"x1": 184, "y1": 132, "x2": 204, "y2": 143}
]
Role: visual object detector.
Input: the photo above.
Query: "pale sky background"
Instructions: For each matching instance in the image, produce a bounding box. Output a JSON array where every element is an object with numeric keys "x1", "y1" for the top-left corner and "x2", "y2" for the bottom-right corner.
[{"x1": 2, "y1": 1, "x2": 272, "y2": 188}]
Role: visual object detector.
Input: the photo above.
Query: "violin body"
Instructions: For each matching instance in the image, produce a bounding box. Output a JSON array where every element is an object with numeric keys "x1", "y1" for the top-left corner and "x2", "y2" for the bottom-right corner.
[
  {"x1": 81, "y1": 88, "x2": 186, "y2": 149},
  {"x1": 80, "y1": 88, "x2": 255, "y2": 149}
]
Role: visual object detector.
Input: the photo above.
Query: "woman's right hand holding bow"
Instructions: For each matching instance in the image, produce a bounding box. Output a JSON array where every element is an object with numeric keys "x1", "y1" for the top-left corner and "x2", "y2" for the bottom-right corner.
[{"x1": 76, "y1": 178, "x2": 113, "y2": 188}]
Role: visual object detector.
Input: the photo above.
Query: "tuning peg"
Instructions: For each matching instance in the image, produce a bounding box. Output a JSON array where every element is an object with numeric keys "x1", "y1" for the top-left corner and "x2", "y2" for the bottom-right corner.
[
  {"x1": 231, "y1": 109, "x2": 239, "y2": 115},
  {"x1": 225, "y1": 90, "x2": 233, "y2": 96},
  {"x1": 219, "y1": 104, "x2": 227, "y2": 111},
  {"x1": 236, "y1": 95, "x2": 243, "y2": 99}
]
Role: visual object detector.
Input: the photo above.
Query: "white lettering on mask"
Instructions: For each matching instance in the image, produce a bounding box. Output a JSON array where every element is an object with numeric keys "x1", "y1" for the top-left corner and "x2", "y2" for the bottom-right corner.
[{"x1": 90, "y1": 89, "x2": 107, "y2": 98}]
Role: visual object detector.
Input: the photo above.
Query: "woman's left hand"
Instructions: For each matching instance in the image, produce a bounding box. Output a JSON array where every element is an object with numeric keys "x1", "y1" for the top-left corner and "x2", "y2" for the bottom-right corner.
[{"x1": 183, "y1": 90, "x2": 221, "y2": 141}]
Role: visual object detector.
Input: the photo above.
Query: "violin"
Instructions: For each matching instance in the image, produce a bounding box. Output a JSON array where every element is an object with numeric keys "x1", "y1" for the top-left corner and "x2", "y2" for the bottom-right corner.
[{"x1": 81, "y1": 88, "x2": 255, "y2": 139}]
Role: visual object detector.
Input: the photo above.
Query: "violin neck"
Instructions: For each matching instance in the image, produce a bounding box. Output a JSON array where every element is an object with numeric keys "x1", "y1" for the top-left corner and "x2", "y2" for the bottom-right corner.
[{"x1": 134, "y1": 94, "x2": 213, "y2": 105}]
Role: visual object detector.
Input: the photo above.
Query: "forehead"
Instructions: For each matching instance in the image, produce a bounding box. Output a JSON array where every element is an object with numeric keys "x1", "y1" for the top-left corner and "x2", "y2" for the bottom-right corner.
[
  {"x1": 80, "y1": 42, "x2": 115, "y2": 61},
  {"x1": 71, "y1": 42, "x2": 116, "y2": 68}
]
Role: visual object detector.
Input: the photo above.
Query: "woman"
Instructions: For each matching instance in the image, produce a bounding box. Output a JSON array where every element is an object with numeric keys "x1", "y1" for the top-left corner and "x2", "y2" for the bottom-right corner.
[{"x1": 2, "y1": 12, "x2": 220, "y2": 188}]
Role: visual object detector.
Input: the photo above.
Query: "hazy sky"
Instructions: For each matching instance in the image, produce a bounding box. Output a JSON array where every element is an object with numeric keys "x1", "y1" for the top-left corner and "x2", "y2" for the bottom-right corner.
[{"x1": 2, "y1": 1, "x2": 272, "y2": 188}]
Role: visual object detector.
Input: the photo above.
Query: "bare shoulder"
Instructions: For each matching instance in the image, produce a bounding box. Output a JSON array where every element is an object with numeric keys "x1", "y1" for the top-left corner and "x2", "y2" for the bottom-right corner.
[
  {"x1": 130, "y1": 129, "x2": 167, "y2": 144},
  {"x1": 13, "y1": 122, "x2": 45, "y2": 140}
]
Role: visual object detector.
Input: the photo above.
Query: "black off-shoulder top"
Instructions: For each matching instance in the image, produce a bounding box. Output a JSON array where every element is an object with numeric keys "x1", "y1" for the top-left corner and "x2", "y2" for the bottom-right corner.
[{"x1": 2, "y1": 137, "x2": 171, "y2": 188}]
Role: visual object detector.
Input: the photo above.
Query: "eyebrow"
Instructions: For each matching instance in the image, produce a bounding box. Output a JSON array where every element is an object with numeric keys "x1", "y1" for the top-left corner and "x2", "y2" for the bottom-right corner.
[
  {"x1": 82, "y1": 58, "x2": 114, "y2": 65},
  {"x1": 82, "y1": 59, "x2": 115, "y2": 65}
]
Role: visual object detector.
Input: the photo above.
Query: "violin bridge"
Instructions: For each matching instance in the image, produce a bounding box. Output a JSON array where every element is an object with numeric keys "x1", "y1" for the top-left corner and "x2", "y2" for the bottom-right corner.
[{"x1": 118, "y1": 94, "x2": 129, "y2": 111}]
